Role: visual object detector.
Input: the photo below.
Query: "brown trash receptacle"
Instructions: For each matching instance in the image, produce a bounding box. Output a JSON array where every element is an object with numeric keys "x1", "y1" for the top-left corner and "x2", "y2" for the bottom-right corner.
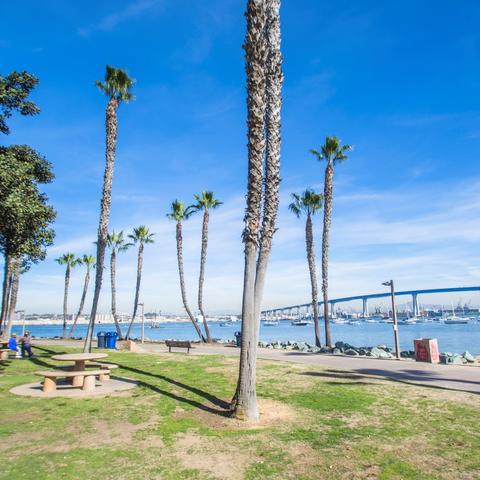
[{"x1": 414, "y1": 338, "x2": 440, "y2": 363}]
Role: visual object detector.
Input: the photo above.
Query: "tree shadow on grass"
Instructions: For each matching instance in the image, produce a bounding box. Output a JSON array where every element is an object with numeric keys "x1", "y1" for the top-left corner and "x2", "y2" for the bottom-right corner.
[
  {"x1": 300, "y1": 368, "x2": 480, "y2": 395},
  {"x1": 115, "y1": 363, "x2": 232, "y2": 417}
]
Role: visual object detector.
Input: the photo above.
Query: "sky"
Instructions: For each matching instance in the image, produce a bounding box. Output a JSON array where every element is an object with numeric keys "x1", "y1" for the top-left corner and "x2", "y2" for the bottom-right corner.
[{"x1": 2, "y1": 0, "x2": 480, "y2": 315}]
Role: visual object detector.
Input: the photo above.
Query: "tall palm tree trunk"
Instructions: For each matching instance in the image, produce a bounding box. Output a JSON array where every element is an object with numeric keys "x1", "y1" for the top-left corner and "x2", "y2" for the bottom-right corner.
[
  {"x1": 4, "y1": 260, "x2": 20, "y2": 340},
  {"x1": 306, "y1": 215, "x2": 321, "y2": 347},
  {"x1": 253, "y1": 0, "x2": 282, "y2": 320},
  {"x1": 0, "y1": 253, "x2": 12, "y2": 330},
  {"x1": 84, "y1": 97, "x2": 118, "y2": 352},
  {"x1": 322, "y1": 162, "x2": 334, "y2": 348},
  {"x1": 233, "y1": 0, "x2": 268, "y2": 420},
  {"x1": 125, "y1": 243, "x2": 144, "y2": 340},
  {"x1": 62, "y1": 265, "x2": 71, "y2": 339},
  {"x1": 198, "y1": 209, "x2": 212, "y2": 343},
  {"x1": 176, "y1": 222, "x2": 205, "y2": 341},
  {"x1": 110, "y1": 250, "x2": 123, "y2": 339},
  {"x1": 69, "y1": 268, "x2": 90, "y2": 338}
]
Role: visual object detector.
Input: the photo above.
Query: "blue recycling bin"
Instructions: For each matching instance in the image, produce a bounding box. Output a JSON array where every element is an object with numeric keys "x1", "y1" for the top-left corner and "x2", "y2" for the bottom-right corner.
[
  {"x1": 97, "y1": 331, "x2": 107, "y2": 348},
  {"x1": 105, "y1": 332, "x2": 118, "y2": 349},
  {"x1": 234, "y1": 331, "x2": 242, "y2": 348}
]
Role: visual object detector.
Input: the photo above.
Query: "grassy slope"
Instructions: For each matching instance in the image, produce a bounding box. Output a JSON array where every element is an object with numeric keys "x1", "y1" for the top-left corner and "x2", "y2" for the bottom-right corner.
[{"x1": 0, "y1": 345, "x2": 479, "y2": 480}]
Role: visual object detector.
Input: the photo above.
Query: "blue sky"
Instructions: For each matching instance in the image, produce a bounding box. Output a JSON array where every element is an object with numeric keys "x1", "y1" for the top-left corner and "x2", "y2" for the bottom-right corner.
[{"x1": 2, "y1": 0, "x2": 480, "y2": 314}]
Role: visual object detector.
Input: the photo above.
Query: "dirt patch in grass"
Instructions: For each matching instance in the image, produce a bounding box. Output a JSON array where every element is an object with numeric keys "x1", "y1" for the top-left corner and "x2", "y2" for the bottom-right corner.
[
  {"x1": 181, "y1": 398, "x2": 298, "y2": 431},
  {"x1": 1, "y1": 415, "x2": 162, "y2": 457},
  {"x1": 175, "y1": 432, "x2": 254, "y2": 480}
]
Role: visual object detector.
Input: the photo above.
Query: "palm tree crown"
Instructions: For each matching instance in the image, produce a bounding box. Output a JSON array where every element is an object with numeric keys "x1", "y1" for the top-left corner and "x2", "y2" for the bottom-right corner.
[
  {"x1": 289, "y1": 190, "x2": 323, "y2": 218},
  {"x1": 95, "y1": 65, "x2": 135, "y2": 103},
  {"x1": 81, "y1": 254, "x2": 96, "y2": 269},
  {"x1": 55, "y1": 253, "x2": 79, "y2": 267},
  {"x1": 193, "y1": 191, "x2": 223, "y2": 212},
  {"x1": 310, "y1": 136, "x2": 352, "y2": 165},
  {"x1": 167, "y1": 200, "x2": 196, "y2": 222},
  {"x1": 106, "y1": 230, "x2": 130, "y2": 253},
  {"x1": 127, "y1": 226, "x2": 155, "y2": 246}
]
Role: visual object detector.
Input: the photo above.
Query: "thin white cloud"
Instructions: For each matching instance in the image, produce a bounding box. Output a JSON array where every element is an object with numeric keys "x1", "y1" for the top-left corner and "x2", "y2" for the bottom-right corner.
[
  {"x1": 78, "y1": 0, "x2": 164, "y2": 37},
  {"x1": 15, "y1": 177, "x2": 480, "y2": 314}
]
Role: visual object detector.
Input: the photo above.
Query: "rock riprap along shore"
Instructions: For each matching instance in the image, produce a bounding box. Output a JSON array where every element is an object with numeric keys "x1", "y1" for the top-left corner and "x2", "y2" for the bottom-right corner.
[{"x1": 257, "y1": 340, "x2": 478, "y2": 364}]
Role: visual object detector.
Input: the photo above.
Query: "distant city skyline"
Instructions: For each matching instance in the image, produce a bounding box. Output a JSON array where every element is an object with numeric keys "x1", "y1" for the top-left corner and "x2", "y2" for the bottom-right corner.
[{"x1": 2, "y1": 0, "x2": 480, "y2": 313}]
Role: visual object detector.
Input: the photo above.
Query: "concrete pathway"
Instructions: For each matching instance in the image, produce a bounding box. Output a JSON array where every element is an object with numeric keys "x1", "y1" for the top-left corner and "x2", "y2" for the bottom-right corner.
[{"x1": 34, "y1": 339, "x2": 480, "y2": 395}]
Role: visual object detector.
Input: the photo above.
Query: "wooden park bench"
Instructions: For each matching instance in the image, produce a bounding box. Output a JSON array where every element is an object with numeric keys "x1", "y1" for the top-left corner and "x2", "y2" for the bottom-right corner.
[
  {"x1": 165, "y1": 340, "x2": 192, "y2": 354},
  {"x1": 35, "y1": 370, "x2": 104, "y2": 393}
]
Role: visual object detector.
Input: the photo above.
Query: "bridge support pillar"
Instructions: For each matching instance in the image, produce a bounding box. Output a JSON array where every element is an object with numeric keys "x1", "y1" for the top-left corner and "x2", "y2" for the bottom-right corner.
[
  {"x1": 412, "y1": 294, "x2": 419, "y2": 317},
  {"x1": 330, "y1": 302, "x2": 336, "y2": 318},
  {"x1": 362, "y1": 298, "x2": 369, "y2": 317}
]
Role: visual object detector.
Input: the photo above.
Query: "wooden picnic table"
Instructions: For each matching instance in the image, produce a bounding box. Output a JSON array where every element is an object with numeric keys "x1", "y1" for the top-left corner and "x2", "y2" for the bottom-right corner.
[{"x1": 51, "y1": 353, "x2": 108, "y2": 386}]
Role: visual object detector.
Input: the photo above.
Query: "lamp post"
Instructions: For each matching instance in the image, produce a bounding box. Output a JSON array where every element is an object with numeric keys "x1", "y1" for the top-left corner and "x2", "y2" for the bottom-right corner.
[
  {"x1": 382, "y1": 280, "x2": 400, "y2": 359},
  {"x1": 138, "y1": 303, "x2": 145, "y2": 343}
]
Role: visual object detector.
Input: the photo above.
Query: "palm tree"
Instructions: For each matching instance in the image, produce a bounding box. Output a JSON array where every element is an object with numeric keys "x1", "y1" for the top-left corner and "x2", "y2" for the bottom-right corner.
[
  {"x1": 125, "y1": 226, "x2": 155, "y2": 340},
  {"x1": 192, "y1": 191, "x2": 222, "y2": 343},
  {"x1": 289, "y1": 190, "x2": 323, "y2": 347},
  {"x1": 167, "y1": 200, "x2": 205, "y2": 342},
  {"x1": 84, "y1": 65, "x2": 134, "y2": 352},
  {"x1": 106, "y1": 230, "x2": 129, "y2": 339},
  {"x1": 233, "y1": 0, "x2": 282, "y2": 421},
  {"x1": 311, "y1": 136, "x2": 352, "y2": 349},
  {"x1": 69, "y1": 255, "x2": 95, "y2": 338},
  {"x1": 55, "y1": 253, "x2": 79, "y2": 338}
]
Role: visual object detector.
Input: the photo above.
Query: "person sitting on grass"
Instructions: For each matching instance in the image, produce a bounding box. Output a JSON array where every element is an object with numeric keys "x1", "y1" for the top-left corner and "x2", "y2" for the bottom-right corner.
[
  {"x1": 8, "y1": 333, "x2": 21, "y2": 358},
  {"x1": 19, "y1": 331, "x2": 34, "y2": 358}
]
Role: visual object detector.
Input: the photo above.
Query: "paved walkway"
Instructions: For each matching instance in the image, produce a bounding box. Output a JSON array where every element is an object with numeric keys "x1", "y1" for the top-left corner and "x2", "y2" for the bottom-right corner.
[{"x1": 34, "y1": 339, "x2": 480, "y2": 395}]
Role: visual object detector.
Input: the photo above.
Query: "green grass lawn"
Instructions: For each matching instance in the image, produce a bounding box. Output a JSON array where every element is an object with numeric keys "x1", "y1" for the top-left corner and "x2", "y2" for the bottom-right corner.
[{"x1": 1, "y1": 344, "x2": 479, "y2": 479}]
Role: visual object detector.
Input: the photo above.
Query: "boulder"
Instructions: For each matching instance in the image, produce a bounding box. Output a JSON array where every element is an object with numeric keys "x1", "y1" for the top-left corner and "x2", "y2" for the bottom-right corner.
[
  {"x1": 332, "y1": 348, "x2": 343, "y2": 355},
  {"x1": 295, "y1": 342, "x2": 307, "y2": 351},
  {"x1": 308, "y1": 346, "x2": 321, "y2": 354},
  {"x1": 345, "y1": 348, "x2": 359, "y2": 356},
  {"x1": 463, "y1": 351, "x2": 476, "y2": 363},
  {"x1": 378, "y1": 350, "x2": 394, "y2": 359},
  {"x1": 370, "y1": 347, "x2": 385, "y2": 357}
]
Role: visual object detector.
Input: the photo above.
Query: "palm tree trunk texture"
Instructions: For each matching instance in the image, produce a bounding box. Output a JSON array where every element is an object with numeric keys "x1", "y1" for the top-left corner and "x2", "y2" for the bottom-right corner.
[
  {"x1": 233, "y1": 0, "x2": 268, "y2": 420},
  {"x1": 62, "y1": 264, "x2": 71, "y2": 339},
  {"x1": 198, "y1": 209, "x2": 212, "y2": 343},
  {"x1": 322, "y1": 162, "x2": 334, "y2": 348},
  {"x1": 110, "y1": 250, "x2": 123, "y2": 339},
  {"x1": 126, "y1": 243, "x2": 144, "y2": 340},
  {"x1": 176, "y1": 222, "x2": 205, "y2": 341},
  {"x1": 4, "y1": 261, "x2": 20, "y2": 339},
  {"x1": 306, "y1": 215, "x2": 321, "y2": 347},
  {"x1": 69, "y1": 267, "x2": 91, "y2": 338},
  {"x1": 84, "y1": 97, "x2": 118, "y2": 352},
  {"x1": 0, "y1": 253, "x2": 12, "y2": 330},
  {"x1": 253, "y1": 0, "x2": 282, "y2": 320}
]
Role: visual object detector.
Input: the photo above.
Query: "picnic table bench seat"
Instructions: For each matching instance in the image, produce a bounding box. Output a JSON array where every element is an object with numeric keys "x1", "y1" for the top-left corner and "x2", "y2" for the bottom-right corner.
[
  {"x1": 35, "y1": 370, "x2": 104, "y2": 393},
  {"x1": 165, "y1": 340, "x2": 192, "y2": 353},
  {"x1": 58, "y1": 362, "x2": 118, "y2": 380}
]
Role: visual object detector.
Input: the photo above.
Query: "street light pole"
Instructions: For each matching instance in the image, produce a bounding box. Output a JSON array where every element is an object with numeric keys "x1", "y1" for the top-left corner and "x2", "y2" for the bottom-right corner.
[
  {"x1": 139, "y1": 303, "x2": 145, "y2": 343},
  {"x1": 382, "y1": 280, "x2": 400, "y2": 359}
]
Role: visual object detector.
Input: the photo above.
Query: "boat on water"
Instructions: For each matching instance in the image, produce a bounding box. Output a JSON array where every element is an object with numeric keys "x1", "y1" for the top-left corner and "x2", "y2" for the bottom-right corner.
[
  {"x1": 332, "y1": 318, "x2": 349, "y2": 324},
  {"x1": 291, "y1": 320, "x2": 311, "y2": 326},
  {"x1": 380, "y1": 318, "x2": 393, "y2": 324},
  {"x1": 443, "y1": 316, "x2": 469, "y2": 325},
  {"x1": 263, "y1": 320, "x2": 279, "y2": 326},
  {"x1": 399, "y1": 318, "x2": 417, "y2": 325}
]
